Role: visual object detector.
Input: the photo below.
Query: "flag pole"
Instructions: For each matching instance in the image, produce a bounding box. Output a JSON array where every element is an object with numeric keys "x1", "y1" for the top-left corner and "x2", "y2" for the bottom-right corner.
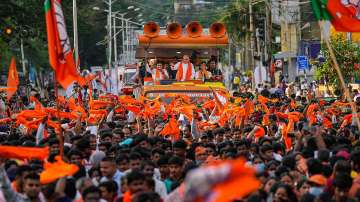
[
  {"x1": 73, "y1": 0, "x2": 79, "y2": 71},
  {"x1": 53, "y1": 74, "x2": 64, "y2": 157},
  {"x1": 318, "y1": 21, "x2": 360, "y2": 130}
]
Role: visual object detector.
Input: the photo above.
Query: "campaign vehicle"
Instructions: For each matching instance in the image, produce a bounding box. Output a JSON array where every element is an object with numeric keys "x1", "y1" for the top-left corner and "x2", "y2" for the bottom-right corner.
[{"x1": 136, "y1": 21, "x2": 229, "y2": 102}]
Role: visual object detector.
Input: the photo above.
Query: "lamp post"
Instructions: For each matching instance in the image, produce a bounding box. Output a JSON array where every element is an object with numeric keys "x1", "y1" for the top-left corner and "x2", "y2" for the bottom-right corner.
[
  {"x1": 249, "y1": 0, "x2": 267, "y2": 90},
  {"x1": 93, "y1": 6, "x2": 142, "y2": 65},
  {"x1": 108, "y1": 0, "x2": 112, "y2": 69}
]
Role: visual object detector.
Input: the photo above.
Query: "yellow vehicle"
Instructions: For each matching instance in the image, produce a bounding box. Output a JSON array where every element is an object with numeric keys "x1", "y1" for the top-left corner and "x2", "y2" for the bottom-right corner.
[
  {"x1": 136, "y1": 21, "x2": 229, "y2": 102},
  {"x1": 143, "y1": 81, "x2": 228, "y2": 102}
]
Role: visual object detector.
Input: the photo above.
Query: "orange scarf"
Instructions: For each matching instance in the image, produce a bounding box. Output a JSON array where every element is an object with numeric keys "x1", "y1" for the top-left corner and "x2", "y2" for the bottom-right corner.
[
  {"x1": 122, "y1": 191, "x2": 132, "y2": 202},
  {"x1": 153, "y1": 68, "x2": 162, "y2": 84},
  {"x1": 176, "y1": 63, "x2": 193, "y2": 81}
]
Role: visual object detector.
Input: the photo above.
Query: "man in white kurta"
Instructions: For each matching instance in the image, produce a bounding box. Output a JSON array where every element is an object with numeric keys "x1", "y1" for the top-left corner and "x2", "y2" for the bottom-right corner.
[{"x1": 174, "y1": 55, "x2": 196, "y2": 81}]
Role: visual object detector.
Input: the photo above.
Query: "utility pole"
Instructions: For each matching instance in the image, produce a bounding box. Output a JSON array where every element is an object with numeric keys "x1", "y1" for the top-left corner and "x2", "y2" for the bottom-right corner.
[
  {"x1": 73, "y1": 0, "x2": 79, "y2": 71},
  {"x1": 108, "y1": 0, "x2": 112, "y2": 69},
  {"x1": 113, "y1": 16, "x2": 117, "y2": 66},
  {"x1": 20, "y1": 38, "x2": 26, "y2": 75},
  {"x1": 249, "y1": 0, "x2": 255, "y2": 90},
  {"x1": 265, "y1": 0, "x2": 273, "y2": 84},
  {"x1": 125, "y1": 19, "x2": 129, "y2": 64},
  {"x1": 121, "y1": 16, "x2": 125, "y2": 64},
  {"x1": 256, "y1": 28, "x2": 262, "y2": 83}
]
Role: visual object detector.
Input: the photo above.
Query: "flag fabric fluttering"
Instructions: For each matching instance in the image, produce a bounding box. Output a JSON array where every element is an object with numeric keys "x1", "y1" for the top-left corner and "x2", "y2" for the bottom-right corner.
[
  {"x1": 311, "y1": 0, "x2": 331, "y2": 21},
  {"x1": 181, "y1": 159, "x2": 260, "y2": 202},
  {"x1": 40, "y1": 155, "x2": 79, "y2": 184},
  {"x1": 160, "y1": 117, "x2": 181, "y2": 141},
  {"x1": 327, "y1": 0, "x2": 360, "y2": 32},
  {"x1": 212, "y1": 88, "x2": 227, "y2": 112},
  {"x1": 6, "y1": 57, "x2": 19, "y2": 101},
  {"x1": 44, "y1": 0, "x2": 84, "y2": 89},
  {"x1": 0, "y1": 146, "x2": 49, "y2": 161},
  {"x1": 311, "y1": 0, "x2": 360, "y2": 32}
]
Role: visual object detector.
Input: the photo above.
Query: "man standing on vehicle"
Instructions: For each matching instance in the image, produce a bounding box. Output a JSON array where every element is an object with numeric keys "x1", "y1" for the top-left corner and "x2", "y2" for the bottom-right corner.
[
  {"x1": 152, "y1": 63, "x2": 169, "y2": 84},
  {"x1": 175, "y1": 55, "x2": 196, "y2": 81}
]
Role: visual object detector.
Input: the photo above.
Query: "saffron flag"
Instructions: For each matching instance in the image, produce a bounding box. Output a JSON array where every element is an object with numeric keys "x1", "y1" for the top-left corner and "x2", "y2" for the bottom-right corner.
[
  {"x1": 6, "y1": 58, "x2": 19, "y2": 100},
  {"x1": 182, "y1": 159, "x2": 260, "y2": 202},
  {"x1": 44, "y1": 0, "x2": 84, "y2": 89},
  {"x1": 0, "y1": 146, "x2": 49, "y2": 161},
  {"x1": 211, "y1": 88, "x2": 227, "y2": 113},
  {"x1": 160, "y1": 117, "x2": 180, "y2": 141},
  {"x1": 327, "y1": 0, "x2": 360, "y2": 32},
  {"x1": 40, "y1": 156, "x2": 79, "y2": 184},
  {"x1": 311, "y1": 0, "x2": 360, "y2": 32}
]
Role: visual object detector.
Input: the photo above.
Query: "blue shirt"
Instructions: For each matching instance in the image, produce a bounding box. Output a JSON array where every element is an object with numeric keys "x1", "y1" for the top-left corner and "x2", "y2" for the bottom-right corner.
[{"x1": 100, "y1": 170, "x2": 124, "y2": 197}]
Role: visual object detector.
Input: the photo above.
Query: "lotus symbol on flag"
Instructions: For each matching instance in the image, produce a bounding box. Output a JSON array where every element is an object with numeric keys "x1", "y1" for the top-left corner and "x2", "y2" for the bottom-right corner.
[
  {"x1": 341, "y1": 0, "x2": 360, "y2": 19},
  {"x1": 54, "y1": 0, "x2": 71, "y2": 61}
]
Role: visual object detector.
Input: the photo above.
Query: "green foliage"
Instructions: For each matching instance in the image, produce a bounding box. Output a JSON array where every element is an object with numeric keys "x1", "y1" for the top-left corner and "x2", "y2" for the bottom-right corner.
[
  {"x1": 0, "y1": 0, "x2": 108, "y2": 71},
  {"x1": 0, "y1": 0, "x2": 47, "y2": 69},
  {"x1": 315, "y1": 34, "x2": 360, "y2": 86},
  {"x1": 219, "y1": 0, "x2": 249, "y2": 45}
]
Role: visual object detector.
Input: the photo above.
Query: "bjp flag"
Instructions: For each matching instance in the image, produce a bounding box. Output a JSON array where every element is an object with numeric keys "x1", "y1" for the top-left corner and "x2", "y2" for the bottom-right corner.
[
  {"x1": 44, "y1": 0, "x2": 84, "y2": 89},
  {"x1": 7, "y1": 57, "x2": 19, "y2": 100}
]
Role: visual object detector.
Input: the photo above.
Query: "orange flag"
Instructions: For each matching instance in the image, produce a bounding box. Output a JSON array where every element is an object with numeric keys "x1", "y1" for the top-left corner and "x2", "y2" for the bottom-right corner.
[
  {"x1": 0, "y1": 146, "x2": 49, "y2": 160},
  {"x1": 202, "y1": 100, "x2": 215, "y2": 110},
  {"x1": 254, "y1": 126, "x2": 266, "y2": 138},
  {"x1": 306, "y1": 104, "x2": 318, "y2": 126},
  {"x1": 29, "y1": 96, "x2": 44, "y2": 111},
  {"x1": 6, "y1": 57, "x2": 19, "y2": 100},
  {"x1": 160, "y1": 117, "x2": 180, "y2": 141},
  {"x1": 258, "y1": 95, "x2": 269, "y2": 104},
  {"x1": 282, "y1": 120, "x2": 294, "y2": 151},
  {"x1": 184, "y1": 159, "x2": 260, "y2": 202},
  {"x1": 244, "y1": 99, "x2": 255, "y2": 121},
  {"x1": 124, "y1": 105, "x2": 142, "y2": 115},
  {"x1": 210, "y1": 160, "x2": 260, "y2": 202},
  {"x1": 290, "y1": 99, "x2": 296, "y2": 109},
  {"x1": 323, "y1": 117, "x2": 333, "y2": 129},
  {"x1": 44, "y1": 0, "x2": 84, "y2": 89},
  {"x1": 40, "y1": 156, "x2": 79, "y2": 184},
  {"x1": 174, "y1": 105, "x2": 196, "y2": 121},
  {"x1": 211, "y1": 88, "x2": 227, "y2": 112}
]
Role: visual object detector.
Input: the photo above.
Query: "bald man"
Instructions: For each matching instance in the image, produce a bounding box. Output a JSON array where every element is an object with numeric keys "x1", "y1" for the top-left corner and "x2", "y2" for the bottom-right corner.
[{"x1": 174, "y1": 55, "x2": 196, "y2": 81}]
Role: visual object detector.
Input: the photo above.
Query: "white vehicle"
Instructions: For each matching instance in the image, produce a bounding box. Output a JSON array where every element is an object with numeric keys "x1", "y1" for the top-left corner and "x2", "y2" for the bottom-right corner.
[{"x1": 118, "y1": 64, "x2": 137, "y2": 95}]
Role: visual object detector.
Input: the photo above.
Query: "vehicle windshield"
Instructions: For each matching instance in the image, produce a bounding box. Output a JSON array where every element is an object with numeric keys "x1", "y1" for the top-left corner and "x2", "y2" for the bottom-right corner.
[{"x1": 124, "y1": 70, "x2": 137, "y2": 85}]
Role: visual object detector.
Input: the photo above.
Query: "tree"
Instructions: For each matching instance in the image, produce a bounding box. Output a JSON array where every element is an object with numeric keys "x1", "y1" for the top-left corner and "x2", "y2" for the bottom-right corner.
[{"x1": 315, "y1": 34, "x2": 360, "y2": 86}]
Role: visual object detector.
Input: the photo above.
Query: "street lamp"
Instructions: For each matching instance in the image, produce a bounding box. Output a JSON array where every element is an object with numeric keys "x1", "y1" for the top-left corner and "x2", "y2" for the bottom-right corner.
[
  {"x1": 92, "y1": 6, "x2": 100, "y2": 11},
  {"x1": 127, "y1": 6, "x2": 134, "y2": 10},
  {"x1": 137, "y1": 14, "x2": 143, "y2": 17},
  {"x1": 134, "y1": 8, "x2": 140, "y2": 11}
]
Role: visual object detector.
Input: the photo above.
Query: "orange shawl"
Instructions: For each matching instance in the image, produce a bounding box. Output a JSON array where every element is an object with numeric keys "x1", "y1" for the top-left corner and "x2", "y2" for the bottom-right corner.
[{"x1": 176, "y1": 63, "x2": 193, "y2": 81}]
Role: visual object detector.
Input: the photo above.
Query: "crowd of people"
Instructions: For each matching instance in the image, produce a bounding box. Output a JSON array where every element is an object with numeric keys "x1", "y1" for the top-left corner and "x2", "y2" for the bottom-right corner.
[{"x1": 1, "y1": 63, "x2": 360, "y2": 202}]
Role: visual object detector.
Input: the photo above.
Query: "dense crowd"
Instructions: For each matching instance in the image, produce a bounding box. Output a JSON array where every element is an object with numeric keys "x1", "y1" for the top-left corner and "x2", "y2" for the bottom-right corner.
[{"x1": 0, "y1": 78, "x2": 360, "y2": 202}]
